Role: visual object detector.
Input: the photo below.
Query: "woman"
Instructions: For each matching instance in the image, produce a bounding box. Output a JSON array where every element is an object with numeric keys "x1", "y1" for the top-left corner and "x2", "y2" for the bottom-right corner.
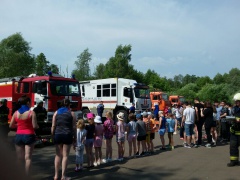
[
  {"x1": 9, "y1": 95, "x2": 39, "y2": 175},
  {"x1": 51, "y1": 99, "x2": 76, "y2": 180},
  {"x1": 201, "y1": 101, "x2": 214, "y2": 148}
]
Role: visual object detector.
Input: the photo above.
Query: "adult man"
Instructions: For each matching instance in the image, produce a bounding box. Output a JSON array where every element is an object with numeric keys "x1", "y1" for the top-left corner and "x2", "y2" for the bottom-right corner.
[
  {"x1": 182, "y1": 101, "x2": 195, "y2": 148},
  {"x1": 97, "y1": 101, "x2": 104, "y2": 118},
  {"x1": 0, "y1": 99, "x2": 10, "y2": 140},
  {"x1": 227, "y1": 94, "x2": 240, "y2": 167},
  {"x1": 220, "y1": 101, "x2": 230, "y2": 141},
  {"x1": 194, "y1": 97, "x2": 204, "y2": 146},
  {"x1": 129, "y1": 103, "x2": 135, "y2": 114},
  {"x1": 33, "y1": 100, "x2": 47, "y2": 136}
]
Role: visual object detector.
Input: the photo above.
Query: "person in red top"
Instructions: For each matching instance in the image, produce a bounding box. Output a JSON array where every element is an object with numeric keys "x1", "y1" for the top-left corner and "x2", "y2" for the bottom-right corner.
[{"x1": 9, "y1": 95, "x2": 39, "y2": 175}]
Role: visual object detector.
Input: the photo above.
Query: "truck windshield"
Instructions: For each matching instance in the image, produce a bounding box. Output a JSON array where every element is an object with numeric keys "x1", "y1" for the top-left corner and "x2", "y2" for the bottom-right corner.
[
  {"x1": 134, "y1": 88, "x2": 150, "y2": 99},
  {"x1": 50, "y1": 80, "x2": 80, "y2": 96},
  {"x1": 162, "y1": 94, "x2": 169, "y2": 101}
]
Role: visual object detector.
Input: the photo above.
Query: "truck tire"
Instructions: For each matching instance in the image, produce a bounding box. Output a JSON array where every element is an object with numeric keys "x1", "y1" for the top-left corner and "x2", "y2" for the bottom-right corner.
[
  {"x1": 82, "y1": 108, "x2": 90, "y2": 122},
  {"x1": 115, "y1": 110, "x2": 128, "y2": 123}
]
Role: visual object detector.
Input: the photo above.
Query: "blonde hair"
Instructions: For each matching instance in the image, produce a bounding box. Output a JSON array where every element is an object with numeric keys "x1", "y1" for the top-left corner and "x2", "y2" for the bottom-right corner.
[
  {"x1": 158, "y1": 111, "x2": 163, "y2": 115},
  {"x1": 77, "y1": 119, "x2": 85, "y2": 130},
  {"x1": 105, "y1": 111, "x2": 113, "y2": 119}
]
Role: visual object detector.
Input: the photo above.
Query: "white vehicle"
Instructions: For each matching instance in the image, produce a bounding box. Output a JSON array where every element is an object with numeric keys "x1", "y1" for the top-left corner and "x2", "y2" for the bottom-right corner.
[{"x1": 80, "y1": 78, "x2": 151, "y2": 121}]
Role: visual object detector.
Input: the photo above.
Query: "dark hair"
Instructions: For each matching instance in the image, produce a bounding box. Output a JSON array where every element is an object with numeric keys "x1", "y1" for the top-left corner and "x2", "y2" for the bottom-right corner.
[
  {"x1": 183, "y1": 101, "x2": 191, "y2": 106},
  {"x1": 18, "y1": 95, "x2": 31, "y2": 105},
  {"x1": 128, "y1": 113, "x2": 135, "y2": 120},
  {"x1": 204, "y1": 101, "x2": 212, "y2": 108},
  {"x1": 194, "y1": 97, "x2": 200, "y2": 101},
  {"x1": 60, "y1": 98, "x2": 70, "y2": 107}
]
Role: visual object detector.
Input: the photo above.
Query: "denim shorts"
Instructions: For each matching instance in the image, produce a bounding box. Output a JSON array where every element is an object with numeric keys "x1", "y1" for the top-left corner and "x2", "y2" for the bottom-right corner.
[
  {"x1": 116, "y1": 136, "x2": 125, "y2": 142},
  {"x1": 158, "y1": 129, "x2": 166, "y2": 136},
  {"x1": 185, "y1": 124, "x2": 194, "y2": 136},
  {"x1": 54, "y1": 134, "x2": 73, "y2": 145},
  {"x1": 15, "y1": 134, "x2": 36, "y2": 145},
  {"x1": 85, "y1": 138, "x2": 94, "y2": 147}
]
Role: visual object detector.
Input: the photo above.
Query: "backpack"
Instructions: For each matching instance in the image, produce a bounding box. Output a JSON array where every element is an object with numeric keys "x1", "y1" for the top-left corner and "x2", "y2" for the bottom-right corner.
[{"x1": 105, "y1": 120, "x2": 115, "y2": 139}]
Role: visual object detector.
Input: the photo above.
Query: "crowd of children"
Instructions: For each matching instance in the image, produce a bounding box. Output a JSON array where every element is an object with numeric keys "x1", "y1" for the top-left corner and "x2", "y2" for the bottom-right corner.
[{"x1": 74, "y1": 109, "x2": 180, "y2": 172}]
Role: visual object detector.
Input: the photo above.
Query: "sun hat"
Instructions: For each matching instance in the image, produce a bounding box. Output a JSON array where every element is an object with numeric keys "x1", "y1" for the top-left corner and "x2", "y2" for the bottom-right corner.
[
  {"x1": 87, "y1": 112, "x2": 95, "y2": 119},
  {"x1": 117, "y1": 112, "x2": 125, "y2": 121},
  {"x1": 94, "y1": 116, "x2": 102, "y2": 123}
]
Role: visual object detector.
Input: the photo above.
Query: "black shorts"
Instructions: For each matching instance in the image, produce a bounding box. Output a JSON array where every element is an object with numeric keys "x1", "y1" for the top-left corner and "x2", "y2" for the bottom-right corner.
[
  {"x1": 15, "y1": 134, "x2": 36, "y2": 145},
  {"x1": 211, "y1": 121, "x2": 217, "y2": 127},
  {"x1": 54, "y1": 134, "x2": 73, "y2": 145},
  {"x1": 137, "y1": 135, "x2": 146, "y2": 141},
  {"x1": 150, "y1": 133, "x2": 155, "y2": 140}
]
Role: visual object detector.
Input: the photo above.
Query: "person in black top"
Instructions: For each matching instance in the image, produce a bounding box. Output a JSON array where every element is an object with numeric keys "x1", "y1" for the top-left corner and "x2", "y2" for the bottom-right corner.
[
  {"x1": 220, "y1": 101, "x2": 230, "y2": 141},
  {"x1": 194, "y1": 97, "x2": 204, "y2": 146},
  {"x1": 0, "y1": 99, "x2": 9, "y2": 140},
  {"x1": 201, "y1": 101, "x2": 214, "y2": 148}
]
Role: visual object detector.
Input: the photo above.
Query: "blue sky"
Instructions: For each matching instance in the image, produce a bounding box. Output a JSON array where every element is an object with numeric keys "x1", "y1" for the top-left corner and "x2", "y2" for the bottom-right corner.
[{"x1": 1, "y1": 0, "x2": 240, "y2": 79}]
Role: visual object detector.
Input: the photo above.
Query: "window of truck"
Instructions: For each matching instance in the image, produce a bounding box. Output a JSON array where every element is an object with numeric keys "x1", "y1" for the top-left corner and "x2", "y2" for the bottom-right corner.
[
  {"x1": 50, "y1": 80, "x2": 80, "y2": 96},
  {"x1": 162, "y1": 94, "x2": 169, "y2": 101},
  {"x1": 134, "y1": 88, "x2": 150, "y2": 99}
]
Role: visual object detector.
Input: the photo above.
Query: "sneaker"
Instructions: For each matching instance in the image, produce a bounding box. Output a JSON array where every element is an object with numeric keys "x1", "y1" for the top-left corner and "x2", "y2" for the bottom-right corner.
[
  {"x1": 183, "y1": 142, "x2": 187, "y2": 147},
  {"x1": 93, "y1": 162, "x2": 98, "y2": 167},
  {"x1": 97, "y1": 160, "x2": 101, "y2": 165},
  {"x1": 205, "y1": 143, "x2": 212, "y2": 148},
  {"x1": 135, "y1": 151, "x2": 139, "y2": 156},
  {"x1": 160, "y1": 147, "x2": 166, "y2": 150},
  {"x1": 193, "y1": 144, "x2": 198, "y2": 148},
  {"x1": 185, "y1": 144, "x2": 191, "y2": 148},
  {"x1": 140, "y1": 152, "x2": 145, "y2": 156},
  {"x1": 171, "y1": 146, "x2": 174, "y2": 150},
  {"x1": 102, "y1": 159, "x2": 107, "y2": 163},
  {"x1": 173, "y1": 132, "x2": 177, "y2": 135}
]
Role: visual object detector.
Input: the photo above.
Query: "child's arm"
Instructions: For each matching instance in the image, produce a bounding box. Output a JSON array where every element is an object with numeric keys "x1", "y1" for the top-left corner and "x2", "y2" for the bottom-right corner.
[{"x1": 174, "y1": 119, "x2": 178, "y2": 132}]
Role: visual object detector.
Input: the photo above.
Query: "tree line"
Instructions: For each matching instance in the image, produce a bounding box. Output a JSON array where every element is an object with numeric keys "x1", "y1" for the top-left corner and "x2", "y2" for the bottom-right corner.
[{"x1": 1, "y1": 33, "x2": 239, "y2": 103}]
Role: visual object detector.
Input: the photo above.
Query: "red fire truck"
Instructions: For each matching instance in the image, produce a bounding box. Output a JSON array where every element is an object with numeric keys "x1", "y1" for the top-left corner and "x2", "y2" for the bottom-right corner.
[{"x1": 0, "y1": 72, "x2": 85, "y2": 142}]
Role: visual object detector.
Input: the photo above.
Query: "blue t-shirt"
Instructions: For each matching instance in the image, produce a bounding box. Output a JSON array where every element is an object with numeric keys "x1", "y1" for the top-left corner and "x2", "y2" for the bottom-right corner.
[{"x1": 166, "y1": 118, "x2": 175, "y2": 132}]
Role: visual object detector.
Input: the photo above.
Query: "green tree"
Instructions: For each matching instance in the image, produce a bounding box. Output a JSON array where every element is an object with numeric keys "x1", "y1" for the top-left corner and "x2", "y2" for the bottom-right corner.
[
  {"x1": 195, "y1": 76, "x2": 212, "y2": 88},
  {"x1": 35, "y1": 53, "x2": 50, "y2": 75},
  {"x1": 93, "y1": 63, "x2": 106, "y2": 79},
  {"x1": 0, "y1": 33, "x2": 35, "y2": 77},
  {"x1": 72, "y1": 48, "x2": 92, "y2": 81},
  {"x1": 49, "y1": 64, "x2": 59, "y2": 74},
  {"x1": 104, "y1": 45, "x2": 132, "y2": 78},
  {"x1": 213, "y1": 73, "x2": 224, "y2": 84},
  {"x1": 177, "y1": 83, "x2": 198, "y2": 101}
]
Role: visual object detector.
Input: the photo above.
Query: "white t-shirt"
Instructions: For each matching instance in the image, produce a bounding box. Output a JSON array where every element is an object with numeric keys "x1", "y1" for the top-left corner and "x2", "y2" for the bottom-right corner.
[
  {"x1": 176, "y1": 107, "x2": 183, "y2": 118},
  {"x1": 183, "y1": 107, "x2": 195, "y2": 124},
  {"x1": 76, "y1": 129, "x2": 87, "y2": 147}
]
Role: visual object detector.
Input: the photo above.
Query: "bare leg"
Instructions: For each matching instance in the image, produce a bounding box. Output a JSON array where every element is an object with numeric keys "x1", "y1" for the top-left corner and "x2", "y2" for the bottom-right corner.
[
  {"x1": 25, "y1": 144, "x2": 34, "y2": 175},
  {"x1": 132, "y1": 138, "x2": 137, "y2": 155},
  {"x1": 160, "y1": 135, "x2": 165, "y2": 148},
  {"x1": 54, "y1": 144, "x2": 63, "y2": 179},
  {"x1": 61, "y1": 144, "x2": 71, "y2": 179}
]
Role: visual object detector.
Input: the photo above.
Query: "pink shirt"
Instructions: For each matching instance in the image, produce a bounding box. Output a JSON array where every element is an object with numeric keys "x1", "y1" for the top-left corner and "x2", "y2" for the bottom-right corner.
[{"x1": 15, "y1": 111, "x2": 35, "y2": 135}]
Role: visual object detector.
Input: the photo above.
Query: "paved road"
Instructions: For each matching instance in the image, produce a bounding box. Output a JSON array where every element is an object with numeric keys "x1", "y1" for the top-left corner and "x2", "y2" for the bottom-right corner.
[{"x1": 6, "y1": 132, "x2": 240, "y2": 180}]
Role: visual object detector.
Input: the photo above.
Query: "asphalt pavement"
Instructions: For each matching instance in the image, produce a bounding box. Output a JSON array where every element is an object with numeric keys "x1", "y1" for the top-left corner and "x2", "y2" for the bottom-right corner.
[{"x1": 5, "y1": 131, "x2": 240, "y2": 180}]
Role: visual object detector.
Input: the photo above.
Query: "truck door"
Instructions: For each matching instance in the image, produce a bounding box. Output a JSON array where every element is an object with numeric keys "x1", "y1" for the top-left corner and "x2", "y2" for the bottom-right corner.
[
  {"x1": 123, "y1": 87, "x2": 133, "y2": 106},
  {"x1": 12, "y1": 81, "x2": 31, "y2": 111}
]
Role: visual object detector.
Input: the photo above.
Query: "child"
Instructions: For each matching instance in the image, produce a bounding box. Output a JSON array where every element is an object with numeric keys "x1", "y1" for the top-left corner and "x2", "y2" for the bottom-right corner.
[
  {"x1": 149, "y1": 113, "x2": 156, "y2": 154},
  {"x1": 102, "y1": 111, "x2": 114, "y2": 163},
  {"x1": 75, "y1": 119, "x2": 87, "y2": 172},
  {"x1": 116, "y1": 112, "x2": 126, "y2": 161},
  {"x1": 158, "y1": 111, "x2": 166, "y2": 150},
  {"x1": 85, "y1": 113, "x2": 95, "y2": 168},
  {"x1": 127, "y1": 113, "x2": 137, "y2": 158},
  {"x1": 166, "y1": 113, "x2": 177, "y2": 150},
  {"x1": 142, "y1": 112, "x2": 151, "y2": 153},
  {"x1": 93, "y1": 116, "x2": 104, "y2": 166},
  {"x1": 136, "y1": 113, "x2": 146, "y2": 156}
]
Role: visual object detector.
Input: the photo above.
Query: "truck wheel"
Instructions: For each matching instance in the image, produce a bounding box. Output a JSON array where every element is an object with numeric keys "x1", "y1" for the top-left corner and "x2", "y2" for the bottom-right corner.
[
  {"x1": 115, "y1": 110, "x2": 128, "y2": 123},
  {"x1": 82, "y1": 108, "x2": 90, "y2": 122}
]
